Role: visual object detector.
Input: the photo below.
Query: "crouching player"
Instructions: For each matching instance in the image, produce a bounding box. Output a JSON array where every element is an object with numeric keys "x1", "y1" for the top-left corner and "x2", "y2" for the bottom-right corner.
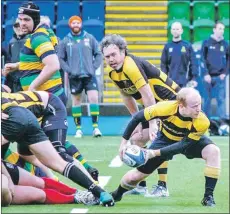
[
  {"x1": 1, "y1": 96, "x2": 114, "y2": 206},
  {"x1": 112, "y1": 87, "x2": 220, "y2": 207},
  {"x1": 2, "y1": 85, "x2": 99, "y2": 181},
  {"x1": 1, "y1": 160, "x2": 99, "y2": 206}
]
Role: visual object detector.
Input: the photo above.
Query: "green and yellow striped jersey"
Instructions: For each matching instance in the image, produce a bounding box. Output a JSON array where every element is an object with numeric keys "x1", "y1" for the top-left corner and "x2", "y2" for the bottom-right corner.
[
  {"x1": 19, "y1": 24, "x2": 62, "y2": 94},
  {"x1": 4, "y1": 148, "x2": 36, "y2": 175}
]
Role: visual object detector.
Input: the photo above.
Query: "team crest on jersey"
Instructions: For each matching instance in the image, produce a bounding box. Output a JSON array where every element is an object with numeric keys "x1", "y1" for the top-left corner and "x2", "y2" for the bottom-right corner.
[
  {"x1": 84, "y1": 38, "x2": 90, "y2": 47},
  {"x1": 64, "y1": 119, "x2": 68, "y2": 127},
  {"x1": 44, "y1": 120, "x2": 52, "y2": 128},
  {"x1": 169, "y1": 48, "x2": 173, "y2": 52},
  {"x1": 181, "y1": 46, "x2": 186, "y2": 52},
  {"x1": 122, "y1": 81, "x2": 138, "y2": 94},
  {"x1": 220, "y1": 46, "x2": 224, "y2": 52}
]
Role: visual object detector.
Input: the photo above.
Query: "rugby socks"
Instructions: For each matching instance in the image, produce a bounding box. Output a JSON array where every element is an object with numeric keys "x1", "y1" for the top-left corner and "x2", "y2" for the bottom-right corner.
[
  {"x1": 41, "y1": 177, "x2": 76, "y2": 195},
  {"x1": 204, "y1": 166, "x2": 220, "y2": 197},
  {"x1": 90, "y1": 104, "x2": 99, "y2": 129},
  {"x1": 72, "y1": 106, "x2": 82, "y2": 130},
  {"x1": 43, "y1": 189, "x2": 74, "y2": 204},
  {"x1": 64, "y1": 140, "x2": 91, "y2": 170},
  {"x1": 157, "y1": 161, "x2": 168, "y2": 188},
  {"x1": 138, "y1": 180, "x2": 146, "y2": 187},
  {"x1": 63, "y1": 162, "x2": 104, "y2": 198},
  {"x1": 112, "y1": 185, "x2": 129, "y2": 200}
]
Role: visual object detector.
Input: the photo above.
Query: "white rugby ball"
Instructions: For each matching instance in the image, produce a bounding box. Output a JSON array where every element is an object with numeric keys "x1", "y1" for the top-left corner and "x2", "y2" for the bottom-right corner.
[
  {"x1": 122, "y1": 145, "x2": 147, "y2": 167},
  {"x1": 218, "y1": 124, "x2": 229, "y2": 136}
]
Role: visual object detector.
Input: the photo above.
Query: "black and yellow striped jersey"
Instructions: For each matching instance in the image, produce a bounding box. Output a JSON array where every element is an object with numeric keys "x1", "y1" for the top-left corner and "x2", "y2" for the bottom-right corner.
[
  {"x1": 108, "y1": 54, "x2": 180, "y2": 104},
  {"x1": 19, "y1": 24, "x2": 62, "y2": 95},
  {"x1": 1, "y1": 91, "x2": 45, "y2": 121},
  {"x1": 144, "y1": 100, "x2": 210, "y2": 142}
]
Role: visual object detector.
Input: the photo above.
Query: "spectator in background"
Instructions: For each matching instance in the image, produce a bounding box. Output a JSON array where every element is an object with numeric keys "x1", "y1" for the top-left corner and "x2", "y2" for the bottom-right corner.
[
  {"x1": 1, "y1": 46, "x2": 8, "y2": 84},
  {"x1": 201, "y1": 21, "x2": 229, "y2": 119},
  {"x1": 5, "y1": 19, "x2": 27, "y2": 92},
  {"x1": 161, "y1": 21, "x2": 198, "y2": 88},
  {"x1": 58, "y1": 16, "x2": 103, "y2": 138}
]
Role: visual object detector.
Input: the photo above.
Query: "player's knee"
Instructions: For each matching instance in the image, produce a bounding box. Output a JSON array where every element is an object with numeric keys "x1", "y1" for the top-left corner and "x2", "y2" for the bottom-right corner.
[
  {"x1": 125, "y1": 169, "x2": 145, "y2": 185},
  {"x1": 52, "y1": 141, "x2": 74, "y2": 163},
  {"x1": 208, "y1": 144, "x2": 221, "y2": 158},
  {"x1": 203, "y1": 144, "x2": 220, "y2": 159},
  {"x1": 1, "y1": 175, "x2": 12, "y2": 206},
  {"x1": 88, "y1": 95, "x2": 98, "y2": 103}
]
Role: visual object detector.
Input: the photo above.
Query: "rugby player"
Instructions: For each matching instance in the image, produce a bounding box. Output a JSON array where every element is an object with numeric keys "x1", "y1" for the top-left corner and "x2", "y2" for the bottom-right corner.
[
  {"x1": 1, "y1": 160, "x2": 99, "y2": 206},
  {"x1": 112, "y1": 88, "x2": 220, "y2": 207},
  {"x1": 3, "y1": 2, "x2": 66, "y2": 104},
  {"x1": 2, "y1": 85, "x2": 99, "y2": 181},
  {"x1": 1, "y1": 97, "x2": 115, "y2": 206},
  {"x1": 101, "y1": 34, "x2": 181, "y2": 196}
]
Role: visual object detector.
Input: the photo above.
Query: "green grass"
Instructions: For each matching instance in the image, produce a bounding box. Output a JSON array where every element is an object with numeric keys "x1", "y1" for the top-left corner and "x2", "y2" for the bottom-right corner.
[{"x1": 2, "y1": 136, "x2": 229, "y2": 213}]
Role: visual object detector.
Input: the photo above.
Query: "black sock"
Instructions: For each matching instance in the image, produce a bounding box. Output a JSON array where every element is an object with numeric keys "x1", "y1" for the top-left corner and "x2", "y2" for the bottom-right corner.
[
  {"x1": 63, "y1": 162, "x2": 104, "y2": 197},
  {"x1": 112, "y1": 185, "x2": 129, "y2": 199},
  {"x1": 138, "y1": 180, "x2": 146, "y2": 187},
  {"x1": 204, "y1": 176, "x2": 218, "y2": 197},
  {"x1": 158, "y1": 180, "x2": 167, "y2": 188}
]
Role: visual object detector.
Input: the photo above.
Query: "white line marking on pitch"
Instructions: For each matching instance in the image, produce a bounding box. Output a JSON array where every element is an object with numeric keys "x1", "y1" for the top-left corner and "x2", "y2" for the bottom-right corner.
[
  {"x1": 109, "y1": 155, "x2": 123, "y2": 167},
  {"x1": 98, "y1": 176, "x2": 111, "y2": 188},
  {"x1": 70, "y1": 208, "x2": 88, "y2": 213}
]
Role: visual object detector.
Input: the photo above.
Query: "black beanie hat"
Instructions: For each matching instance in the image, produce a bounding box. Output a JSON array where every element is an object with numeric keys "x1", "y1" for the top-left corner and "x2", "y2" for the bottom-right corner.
[{"x1": 18, "y1": 2, "x2": 40, "y2": 31}]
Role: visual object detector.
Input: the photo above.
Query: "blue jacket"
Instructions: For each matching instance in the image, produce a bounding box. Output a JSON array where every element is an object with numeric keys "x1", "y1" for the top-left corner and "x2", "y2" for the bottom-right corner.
[
  {"x1": 58, "y1": 30, "x2": 102, "y2": 78},
  {"x1": 160, "y1": 40, "x2": 198, "y2": 87},
  {"x1": 201, "y1": 36, "x2": 229, "y2": 76}
]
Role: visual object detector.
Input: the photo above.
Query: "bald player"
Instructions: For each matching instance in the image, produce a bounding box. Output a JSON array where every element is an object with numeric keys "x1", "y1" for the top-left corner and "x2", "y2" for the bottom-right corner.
[
  {"x1": 161, "y1": 21, "x2": 198, "y2": 88},
  {"x1": 112, "y1": 87, "x2": 220, "y2": 207}
]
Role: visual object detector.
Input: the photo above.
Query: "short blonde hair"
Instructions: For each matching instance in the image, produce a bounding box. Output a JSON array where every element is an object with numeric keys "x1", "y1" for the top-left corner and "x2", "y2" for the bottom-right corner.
[{"x1": 176, "y1": 87, "x2": 200, "y2": 107}]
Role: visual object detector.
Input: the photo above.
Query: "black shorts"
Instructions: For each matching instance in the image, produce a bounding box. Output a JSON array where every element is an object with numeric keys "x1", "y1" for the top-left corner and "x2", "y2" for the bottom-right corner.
[
  {"x1": 41, "y1": 94, "x2": 68, "y2": 132},
  {"x1": 17, "y1": 144, "x2": 33, "y2": 156},
  {"x1": 2, "y1": 106, "x2": 49, "y2": 146},
  {"x1": 2, "y1": 161, "x2": 19, "y2": 185},
  {"x1": 69, "y1": 76, "x2": 98, "y2": 95},
  {"x1": 137, "y1": 134, "x2": 214, "y2": 174}
]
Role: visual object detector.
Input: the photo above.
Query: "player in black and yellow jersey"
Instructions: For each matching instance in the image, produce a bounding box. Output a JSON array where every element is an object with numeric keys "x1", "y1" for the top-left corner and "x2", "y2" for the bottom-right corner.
[
  {"x1": 112, "y1": 88, "x2": 220, "y2": 207},
  {"x1": 2, "y1": 86, "x2": 99, "y2": 181},
  {"x1": 1, "y1": 90, "x2": 115, "y2": 207},
  {"x1": 3, "y1": 2, "x2": 66, "y2": 105},
  {"x1": 101, "y1": 34, "x2": 181, "y2": 196}
]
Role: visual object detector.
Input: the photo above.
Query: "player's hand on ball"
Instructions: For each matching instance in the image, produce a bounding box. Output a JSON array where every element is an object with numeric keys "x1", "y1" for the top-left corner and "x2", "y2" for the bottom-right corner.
[
  {"x1": 119, "y1": 138, "x2": 128, "y2": 160},
  {"x1": 149, "y1": 119, "x2": 158, "y2": 141}
]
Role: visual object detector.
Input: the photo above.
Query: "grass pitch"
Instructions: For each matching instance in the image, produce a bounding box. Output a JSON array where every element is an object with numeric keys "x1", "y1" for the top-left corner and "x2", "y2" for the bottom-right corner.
[{"x1": 2, "y1": 136, "x2": 229, "y2": 213}]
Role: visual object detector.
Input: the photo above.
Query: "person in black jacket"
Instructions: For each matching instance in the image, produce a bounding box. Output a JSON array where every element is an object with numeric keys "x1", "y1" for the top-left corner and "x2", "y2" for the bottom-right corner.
[
  {"x1": 201, "y1": 21, "x2": 229, "y2": 119},
  {"x1": 161, "y1": 21, "x2": 198, "y2": 88},
  {"x1": 5, "y1": 19, "x2": 27, "y2": 92}
]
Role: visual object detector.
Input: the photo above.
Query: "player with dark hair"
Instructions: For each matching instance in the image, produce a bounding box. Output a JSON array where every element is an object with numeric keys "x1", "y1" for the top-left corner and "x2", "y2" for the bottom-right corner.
[
  {"x1": 3, "y1": 2, "x2": 66, "y2": 104},
  {"x1": 101, "y1": 34, "x2": 181, "y2": 196}
]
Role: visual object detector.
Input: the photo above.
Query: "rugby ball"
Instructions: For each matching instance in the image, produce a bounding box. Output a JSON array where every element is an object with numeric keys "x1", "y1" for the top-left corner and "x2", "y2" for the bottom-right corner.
[
  {"x1": 218, "y1": 124, "x2": 229, "y2": 136},
  {"x1": 122, "y1": 145, "x2": 147, "y2": 167}
]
